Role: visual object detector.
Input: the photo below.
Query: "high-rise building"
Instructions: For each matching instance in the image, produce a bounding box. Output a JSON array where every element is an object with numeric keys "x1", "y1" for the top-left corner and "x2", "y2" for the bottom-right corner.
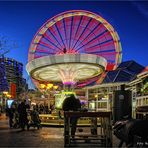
[{"x1": 0, "y1": 57, "x2": 27, "y2": 97}]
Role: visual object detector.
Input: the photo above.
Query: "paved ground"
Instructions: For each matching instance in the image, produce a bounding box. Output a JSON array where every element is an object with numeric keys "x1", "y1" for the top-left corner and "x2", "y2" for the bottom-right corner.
[{"x1": 0, "y1": 114, "x2": 120, "y2": 148}]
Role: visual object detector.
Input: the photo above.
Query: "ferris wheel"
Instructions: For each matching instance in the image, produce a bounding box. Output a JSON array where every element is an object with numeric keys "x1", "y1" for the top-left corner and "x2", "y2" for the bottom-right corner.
[
  {"x1": 27, "y1": 10, "x2": 122, "y2": 88},
  {"x1": 28, "y1": 10, "x2": 122, "y2": 70}
]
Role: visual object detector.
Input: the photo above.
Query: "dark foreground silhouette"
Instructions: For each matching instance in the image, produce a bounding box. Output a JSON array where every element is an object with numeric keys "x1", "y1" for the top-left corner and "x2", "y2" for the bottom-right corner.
[{"x1": 113, "y1": 119, "x2": 148, "y2": 147}]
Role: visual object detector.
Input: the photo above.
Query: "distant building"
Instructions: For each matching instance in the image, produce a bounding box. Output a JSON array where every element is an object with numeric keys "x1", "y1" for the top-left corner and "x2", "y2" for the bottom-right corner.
[
  {"x1": 0, "y1": 57, "x2": 27, "y2": 97},
  {"x1": 0, "y1": 59, "x2": 9, "y2": 92}
]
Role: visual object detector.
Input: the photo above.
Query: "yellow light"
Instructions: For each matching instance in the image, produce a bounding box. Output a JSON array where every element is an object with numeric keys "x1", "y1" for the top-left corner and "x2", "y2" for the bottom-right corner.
[
  {"x1": 6, "y1": 94, "x2": 11, "y2": 98},
  {"x1": 40, "y1": 84, "x2": 46, "y2": 89},
  {"x1": 62, "y1": 91, "x2": 75, "y2": 95},
  {"x1": 39, "y1": 26, "x2": 47, "y2": 35},
  {"x1": 47, "y1": 83, "x2": 53, "y2": 89},
  {"x1": 104, "y1": 95, "x2": 108, "y2": 99},
  {"x1": 34, "y1": 35, "x2": 42, "y2": 43},
  {"x1": 3, "y1": 91, "x2": 8, "y2": 95},
  {"x1": 94, "y1": 94, "x2": 98, "y2": 98},
  {"x1": 53, "y1": 85, "x2": 58, "y2": 90}
]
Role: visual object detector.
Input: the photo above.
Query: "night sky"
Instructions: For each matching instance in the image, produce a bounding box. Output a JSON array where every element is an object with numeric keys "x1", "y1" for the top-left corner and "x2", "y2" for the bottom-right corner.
[{"x1": 0, "y1": 1, "x2": 148, "y2": 85}]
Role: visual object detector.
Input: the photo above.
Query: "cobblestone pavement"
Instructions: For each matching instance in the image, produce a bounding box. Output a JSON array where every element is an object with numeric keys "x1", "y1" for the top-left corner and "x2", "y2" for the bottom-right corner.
[{"x1": 0, "y1": 114, "x2": 120, "y2": 148}]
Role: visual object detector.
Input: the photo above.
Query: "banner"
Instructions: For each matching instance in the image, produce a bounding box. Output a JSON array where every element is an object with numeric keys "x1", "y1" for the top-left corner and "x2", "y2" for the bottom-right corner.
[{"x1": 10, "y1": 83, "x2": 16, "y2": 98}]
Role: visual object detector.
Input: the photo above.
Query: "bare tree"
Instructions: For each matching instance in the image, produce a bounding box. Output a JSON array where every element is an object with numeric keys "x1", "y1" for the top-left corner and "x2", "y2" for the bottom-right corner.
[{"x1": 0, "y1": 35, "x2": 18, "y2": 57}]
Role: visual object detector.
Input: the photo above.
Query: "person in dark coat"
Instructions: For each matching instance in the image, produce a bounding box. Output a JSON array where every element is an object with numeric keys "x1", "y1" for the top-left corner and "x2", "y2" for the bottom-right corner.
[
  {"x1": 6, "y1": 107, "x2": 14, "y2": 128},
  {"x1": 18, "y1": 100, "x2": 29, "y2": 130},
  {"x1": 62, "y1": 94, "x2": 81, "y2": 138}
]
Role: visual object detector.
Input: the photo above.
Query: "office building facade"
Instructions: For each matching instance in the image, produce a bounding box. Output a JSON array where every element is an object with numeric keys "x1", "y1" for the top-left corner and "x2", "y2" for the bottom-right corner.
[{"x1": 0, "y1": 57, "x2": 27, "y2": 98}]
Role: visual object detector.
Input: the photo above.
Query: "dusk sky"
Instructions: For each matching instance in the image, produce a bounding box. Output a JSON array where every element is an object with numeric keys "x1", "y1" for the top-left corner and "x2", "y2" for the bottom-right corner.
[{"x1": 0, "y1": 1, "x2": 148, "y2": 85}]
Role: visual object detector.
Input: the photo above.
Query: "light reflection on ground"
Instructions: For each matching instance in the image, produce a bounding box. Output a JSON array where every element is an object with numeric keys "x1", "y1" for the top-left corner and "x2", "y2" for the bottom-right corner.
[{"x1": 40, "y1": 128, "x2": 64, "y2": 139}]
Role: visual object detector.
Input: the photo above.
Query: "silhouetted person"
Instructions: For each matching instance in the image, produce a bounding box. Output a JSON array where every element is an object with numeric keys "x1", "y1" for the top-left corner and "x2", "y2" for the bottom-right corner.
[
  {"x1": 113, "y1": 119, "x2": 148, "y2": 147},
  {"x1": 62, "y1": 94, "x2": 81, "y2": 138},
  {"x1": 6, "y1": 107, "x2": 14, "y2": 128},
  {"x1": 58, "y1": 110, "x2": 63, "y2": 119},
  {"x1": 18, "y1": 100, "x2": 29, "y2": 130},
  {"x1": 28, "y1": 107, "x2": 41, "y2": 130},
  {"x1": 63, "y1": 48, "x2": 67, "y2": 54}
]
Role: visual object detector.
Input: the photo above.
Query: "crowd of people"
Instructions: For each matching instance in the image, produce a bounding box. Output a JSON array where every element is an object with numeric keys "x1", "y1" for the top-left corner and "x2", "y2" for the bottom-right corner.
[
  {"x1": 31, "y1": 103, "x2": 52, "y2": 114},
  {"x1": 5, "y1": 94, "x2": 82, "y2": 135},
  {"x1": 6, "y1": 100, "x2": 41, "y2": 130}
]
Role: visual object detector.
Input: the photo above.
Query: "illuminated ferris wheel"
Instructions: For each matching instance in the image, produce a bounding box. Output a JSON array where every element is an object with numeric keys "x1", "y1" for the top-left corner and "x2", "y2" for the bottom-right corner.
[{"x1": 27, "y1": 10, "x2": 122, "y2": 88}]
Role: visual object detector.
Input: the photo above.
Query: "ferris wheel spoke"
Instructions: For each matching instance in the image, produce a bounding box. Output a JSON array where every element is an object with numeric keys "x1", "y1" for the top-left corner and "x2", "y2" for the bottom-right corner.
[
  {"x1": 35, "y1": 44, "x2": 55, "y2": 55},
  {"x1": 35, "y1": 50, "x2": 54, "y2": 55},
  {"x1": 86, "y1": 49, "x2": 115, "y2": 54},
  {"x1": 47, "y1": 28, "x2": 63, "y2": 49},
  {"x1": 63, "y1": 18, "x2": 68, "y2": 50},
  {"x1": 64, "y1": 17, "x2": 73, "y2": 51},
  {"x1": 68, "y1": 16, "x2": 73, "y2": 50},
  {"x1": 90, "y1": 39, "x2": 113, "y2": 49},
  {"x1": 101, "y1": 51, "x2": 117, "y2": 54},
  {"x1": 76, "y1": 30, "x2": 108, "y2": 52},
  {"x1": 72, "y1": 17, "x2": 92, "y2": 51},
  {"x1": 63, "y1": 18, "x2": 70, "y2": 50},
  {"x1": 54, "y1": 22, "x2": 66, "y2": 49},
  {"x1": 39, "y1": 40, "x2": 58, "y2": 51},
  {"x1": 36, "y1": 46, "x2": 53, "y2": 54},
  {"x1": 70, "y1": 20, "x2": 78, "y2": 49},
  {"x1": 71, "y1": 16, "x2": 83, "y2": 50},
  {"x1": 74, "y1": 22, "x2": 101, "y2": 52},
  {"x1": 72, "y1": 17, "x2": 88, "y2": 50},
  {"x1": 44, "y1": 30, "x2": 61, "y2": 48},
  {"x1": 67, "y1": 16, "x2": 73, "y2": 50},
  {"x1": 43, "y1": 32, "x2": 63, "y2": 51}
]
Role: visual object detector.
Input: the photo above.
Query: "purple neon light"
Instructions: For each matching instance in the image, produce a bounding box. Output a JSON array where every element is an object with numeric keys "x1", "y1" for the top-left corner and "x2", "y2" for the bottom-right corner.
[{"x1": 63, "y1": 81, "x2": 76, "y2": 85}]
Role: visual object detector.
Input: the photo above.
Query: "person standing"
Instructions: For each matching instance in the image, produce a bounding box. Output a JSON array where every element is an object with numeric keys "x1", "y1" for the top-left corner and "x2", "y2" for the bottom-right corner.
[
  {"x1": 6, "y1": 107, "x2": 14, "y2": 128},
  {"x1": 62, "y1": 94, "x2": 81, "y2": 138},
  {"x1": 18, "y1": 100, "x2": 29, "y2": 130}
]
